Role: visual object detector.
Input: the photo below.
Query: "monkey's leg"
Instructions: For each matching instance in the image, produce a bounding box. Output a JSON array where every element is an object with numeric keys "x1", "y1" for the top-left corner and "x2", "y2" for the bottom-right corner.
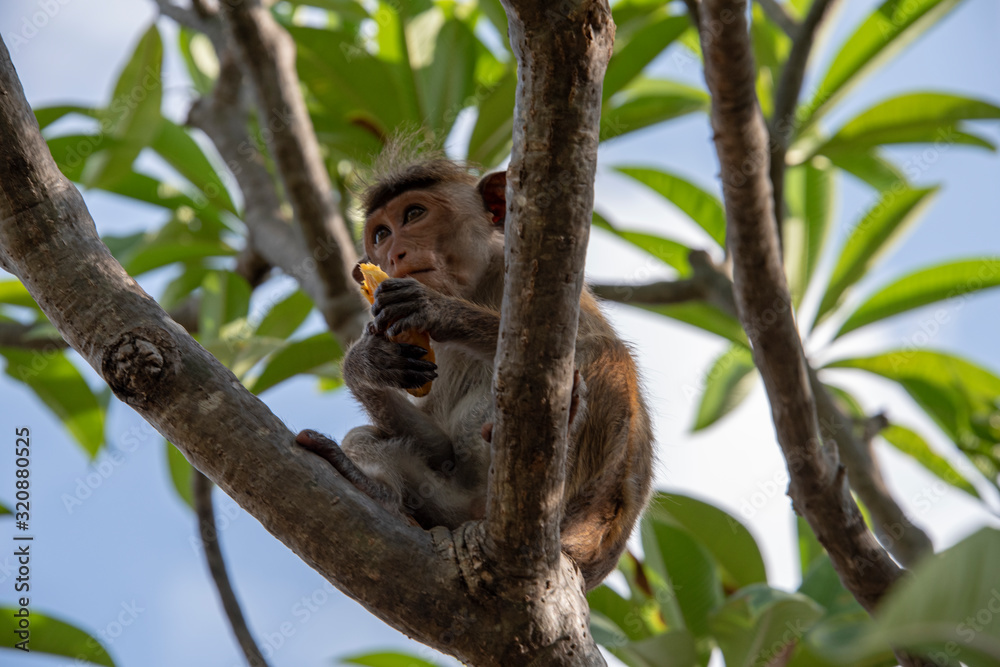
[{"x1": 295, "y1": 429, "x2": 414, "y2": 523}]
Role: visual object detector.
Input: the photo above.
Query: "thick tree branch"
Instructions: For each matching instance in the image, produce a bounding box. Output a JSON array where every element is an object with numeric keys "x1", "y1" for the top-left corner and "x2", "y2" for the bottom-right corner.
[
  {"x1": 768, "y1": 0, "x2": 839, "y2": 232},
  {"x1": 697, "y1": 0, "x2": 907, "y2": 616},
  {"x1": 484, "y1": 1, "x2": 615, "y2": 664},
  {"x1": 217, "y1": 0, "x2": 365, "y2": 343},
  {"x1": 193, "y1": 470, "x2": 271, "y2": 667}
]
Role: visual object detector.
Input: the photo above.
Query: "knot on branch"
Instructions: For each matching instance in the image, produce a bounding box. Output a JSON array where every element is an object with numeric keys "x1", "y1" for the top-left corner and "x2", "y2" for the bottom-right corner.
[{"x1": 102, "y1": 326, "x2": 180, "y2": 407}]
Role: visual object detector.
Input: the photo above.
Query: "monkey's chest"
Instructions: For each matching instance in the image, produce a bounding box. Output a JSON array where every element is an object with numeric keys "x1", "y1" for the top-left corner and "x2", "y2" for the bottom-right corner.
[{"x1": 415, "y1": 347, "x2": 494, "y2": 439}]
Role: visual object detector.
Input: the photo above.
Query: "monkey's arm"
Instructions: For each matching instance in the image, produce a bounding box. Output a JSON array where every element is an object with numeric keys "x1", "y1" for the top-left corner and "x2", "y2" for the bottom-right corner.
[
  {"x1": 372, "y1": 278, "x2": 500, "y2": 362},
  {"x1": 342, "y1": 327, "x2": 453, "y2": 449}
]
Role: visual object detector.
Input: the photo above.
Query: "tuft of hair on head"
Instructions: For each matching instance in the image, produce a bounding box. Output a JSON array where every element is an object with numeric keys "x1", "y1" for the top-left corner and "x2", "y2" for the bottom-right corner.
[{"x1": 358, "y1": 132, "x2": 481, "y2": 218}]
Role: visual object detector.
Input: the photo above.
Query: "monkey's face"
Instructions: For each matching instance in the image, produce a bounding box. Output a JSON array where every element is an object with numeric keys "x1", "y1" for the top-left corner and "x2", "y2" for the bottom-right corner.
[{"x1": 362, "y1": 182, "x2": 500, "y2": 298}]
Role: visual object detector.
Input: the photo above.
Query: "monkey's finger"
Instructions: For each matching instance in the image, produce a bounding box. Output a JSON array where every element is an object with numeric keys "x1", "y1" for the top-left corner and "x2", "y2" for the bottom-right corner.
[
  {"x1": 390, "y1": 357, "x2": 437, "y2": 375},
  {"x1": 372, "y1": 305, "x2": 416, "y2": 333},
  {"x1": 385, "y1": 317, "x2": 429, "y2": 340},
  {"x1": 390, "y1": 369, "x2": 438, "y2": 390},
  {"x1": 396, "y1": 343, "x2": 430, "y2": 359}
]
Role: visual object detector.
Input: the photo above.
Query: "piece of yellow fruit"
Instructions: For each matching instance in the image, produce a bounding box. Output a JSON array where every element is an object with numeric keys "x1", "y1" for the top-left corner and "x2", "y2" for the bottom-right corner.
[{"x1": 358, "y1": 263, "x2": 434, "y2": 397}]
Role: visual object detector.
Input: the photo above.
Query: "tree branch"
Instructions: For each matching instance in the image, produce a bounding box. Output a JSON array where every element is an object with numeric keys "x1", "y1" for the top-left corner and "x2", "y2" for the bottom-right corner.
[
  {"x1": 755, "y1": 0, "x2": 800, "y2": 38},
  {"x1": 186, "y1": 52, "x2": 361, "y2": 340},
  {"x1": 768, "y1": 0, "x2": 839, "y2": 233},
  {"x1": 697, "y1": 0, "x2": 905, "y2": 615},
  {"x1": 0, "y1": 321, "x2": 67, "y2": 350},
  {"x1": 809, "y1": 373, "x2": 932, "y2": 567},
  {"x1": 216, "y1": 0, "x2": 365, "y2": 343},
  {"x1": 193, "y1": 470, "x2": 271, "y2": 667}
]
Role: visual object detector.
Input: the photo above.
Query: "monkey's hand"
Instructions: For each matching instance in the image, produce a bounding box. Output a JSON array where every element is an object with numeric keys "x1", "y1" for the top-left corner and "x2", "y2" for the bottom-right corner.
[
  {"x1": 343, "y1": 323, "x2": 438, "y2": 391},
  {"x1": 372, "y1": 278, "x2": 499, "y2": 354}
]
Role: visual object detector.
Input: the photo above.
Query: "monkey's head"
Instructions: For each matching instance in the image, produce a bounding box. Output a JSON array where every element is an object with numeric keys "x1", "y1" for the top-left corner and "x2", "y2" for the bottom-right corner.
[{"x1": 353, "y1": 160, "x2": 507, "y2": 299}]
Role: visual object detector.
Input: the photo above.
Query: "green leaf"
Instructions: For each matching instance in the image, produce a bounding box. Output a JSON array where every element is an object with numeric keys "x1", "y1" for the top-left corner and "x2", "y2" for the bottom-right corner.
[
  {"x1": 84, "y1": 24, "x2": 163, "y2": 188},
  {"x1": 34, "y1": 104, "x2": 96, "y2": 131},
  {"x1": 693, "y1": 344, "x2": 758, "y2": 432},
  {"x1": 643, "y1": 303, "x2": 749, "y2": 348},
  {"x1": 166, "y1": 441, "x2": 194, "y2": 510},
  {"x1": 412, "y1": 16, "x2": 478, "y2": 136},
  {"x1": 642, "y1": 515, "x2": 724, "y2": 637},
  {"x1": 827, "y1": 350, "x2": 1000, "y2": 405},
  {"x1": 340, "y1": 651, "x2": 440, "y2": 667},
  {"x1": 199, "y1": 271, "x2": 252, "y2": 340},
  {"x1": 292, "y1": 25, "x2": 416, "y2": 138},
  {"x1": 601, "y1": 78, "x2": 709, "y2": 143},
  {"x1": 796, "y1": 516, "x2": 826, "y2": 577},
  {"x1": 813, "y1": 528, "x2": 1000, "y2": 665},
  {"x1": 249, "y1": 333, "x2": 343, "y2": 394},
  {"x1": 784, "y1": 158, "x2": 835, "y2": 306},
  {"x1": 1, "y1": 349, "x2": 104, "y2": 458},
  {"x1": 615, "y1": 166, "x2": 726, "y2": 246},
  {"x1": 0, "y1": 280, "x2": 40, "y2": 309},
  {"x1": 881, "y1": 424, "x2": 980, "y2": 498},
  {"x1": 826, "y1": 350, "x2": 1000, "y2": 483},
  {"x1": 817, "y1": 93, "x2": 1000, "y2": 156},
  {"x1": 150, "y1": 119, "x2": 237, "y2": 214},
  {"x1": 466, "y1": 67, "x2": 516, "y2": 167},
  {"x1": 593, "y1": 211, "x2": 693, "y2": 276},
  {"x1": 609, "y1": 629, "x2": 700, "y2": 667},
  {"x1": 0, "y1": 609, "x2": 115, "y2": 666},
  {"x1": 827, "y1": 150, "x2": 907, "y2": 191},
  {"x1": 0, "y1": 502, "x2": 9, "y2": 515},
  {"x1": 647, "y1": 492, "x2": 767, "y2": 590},
  {"x1": 814, "y1": 186, "x2": 938, "y2": 325},
  {"x1": 255, "y1": 290, "x2": 315, "y2": 340},
  {"x1": 603, "y1": 14, "x2": 689, "y2": 101},
  {"x1": 178, "y1": 28, "x2": 217, "y2": 96},
  {"x1": 123, "y1": 241, "x2": 237, "y2": 277},
  {"x1": 588, "y1": 585, "x2": 653, "y2": 642},
  {"x1": 800, "y1": 0, "x2": 965, "y2": 131},
  {"x1": 160, "y1": 266, "x2": 211, "y2": 311},
  {"x1": 836, "y1": 258, "x2": 1000, "y2": 337},
  {"x1": 709, "y1": 585, "x2": 824, "y2": 667}
]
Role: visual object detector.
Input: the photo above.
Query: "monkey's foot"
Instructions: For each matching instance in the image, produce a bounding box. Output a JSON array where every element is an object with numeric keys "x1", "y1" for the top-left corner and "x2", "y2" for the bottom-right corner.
[{"x1": 295, "y1": 429, "x2": 417, "y2": 525}]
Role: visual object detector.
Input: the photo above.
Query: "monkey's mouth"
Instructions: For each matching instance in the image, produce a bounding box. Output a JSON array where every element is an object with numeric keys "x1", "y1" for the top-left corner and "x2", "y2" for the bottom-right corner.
[{"x1": 405, "y1": 268, "x2": 435, "y2": 278}]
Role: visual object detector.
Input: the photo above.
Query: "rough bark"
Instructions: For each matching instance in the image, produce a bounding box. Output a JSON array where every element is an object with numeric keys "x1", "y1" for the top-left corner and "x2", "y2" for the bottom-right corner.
[{"x1": 695, "y1": 0, "x2": 909, "y2": 615}]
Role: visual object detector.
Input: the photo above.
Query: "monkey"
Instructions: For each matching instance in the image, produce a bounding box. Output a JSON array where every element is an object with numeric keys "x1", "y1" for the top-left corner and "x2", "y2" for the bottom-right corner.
[{"x1": 296, "y1": 157, "x2": 654, "y2": 589}]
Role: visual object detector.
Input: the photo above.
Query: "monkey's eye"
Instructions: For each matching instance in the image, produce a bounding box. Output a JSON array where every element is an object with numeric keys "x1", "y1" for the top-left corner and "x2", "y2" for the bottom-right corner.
[
  {"x1": 372, "y1": 226, "x2": 391, "y2": 245},
  {"x1": 403, "y1": 204, "x2": 426, "y2": 224}
]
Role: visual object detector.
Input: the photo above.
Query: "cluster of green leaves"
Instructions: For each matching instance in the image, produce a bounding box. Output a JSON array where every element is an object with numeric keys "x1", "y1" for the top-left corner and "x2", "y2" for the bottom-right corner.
[
  {"x1": 602, "y1": 0, "x2": 1000, "y2": 502},
  {"x1": 340, "y1": 497, "x2": 1000, "y2": 666}
]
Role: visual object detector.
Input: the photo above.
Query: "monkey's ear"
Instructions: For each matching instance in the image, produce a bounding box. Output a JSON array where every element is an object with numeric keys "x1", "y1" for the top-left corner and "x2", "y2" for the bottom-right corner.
[
  {"x1": 478, "y1": 171, "x2": 507, "y2": 227},
  {"x1": 352, "y1": 261, "x2": 366, "y2": 285}
]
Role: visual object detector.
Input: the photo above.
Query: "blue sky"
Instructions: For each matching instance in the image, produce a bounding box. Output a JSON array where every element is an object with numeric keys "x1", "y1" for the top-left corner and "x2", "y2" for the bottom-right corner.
[{"x1": 1, "y1": 1, "x2": 998, "y2": 666}]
